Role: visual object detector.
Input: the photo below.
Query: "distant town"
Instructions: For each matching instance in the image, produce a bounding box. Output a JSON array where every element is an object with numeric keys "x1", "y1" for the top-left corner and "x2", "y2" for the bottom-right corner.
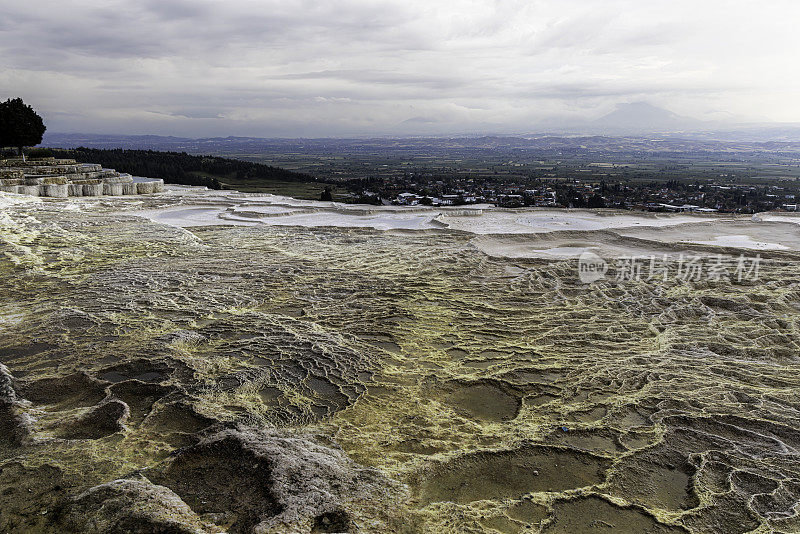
[{"x1": 360, "y1": 174, "x2": 799, "y2": 213}]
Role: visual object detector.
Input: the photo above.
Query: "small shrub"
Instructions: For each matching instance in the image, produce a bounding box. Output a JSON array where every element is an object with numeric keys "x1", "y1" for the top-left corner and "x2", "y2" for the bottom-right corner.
[{"x1": 27, "y1": 147, "x2": 54, "y2": 159}]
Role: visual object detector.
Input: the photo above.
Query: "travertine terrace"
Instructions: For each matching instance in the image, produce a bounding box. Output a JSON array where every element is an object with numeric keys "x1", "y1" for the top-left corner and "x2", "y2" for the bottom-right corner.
[
  {"x1": 1, "y1": 188, "x2": 800, "y2": 533},
  {"x1": 0, "y1": 157, "x2": 164, "y2": 197}
]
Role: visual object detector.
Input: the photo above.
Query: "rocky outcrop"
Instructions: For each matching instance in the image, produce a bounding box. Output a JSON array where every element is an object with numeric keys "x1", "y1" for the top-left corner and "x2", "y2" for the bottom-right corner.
[
  {"x1": 0, "y1": 363, "x2": 16, "y2": 400},
  {"x1": 149, "y1": 425, "x2": 396, "y2": 533},
  {"x1": 60, "y1": 479, "x2": 211, "y2": 534},
  {"x1": 0, "y1": 364, "x2": 32, "y2": 447}
]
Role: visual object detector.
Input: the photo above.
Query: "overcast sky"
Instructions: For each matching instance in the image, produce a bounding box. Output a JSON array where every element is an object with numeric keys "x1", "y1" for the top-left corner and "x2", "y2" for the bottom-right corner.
[{"x1": 1, "y1": 0, "x2": 798, "y2": 136}]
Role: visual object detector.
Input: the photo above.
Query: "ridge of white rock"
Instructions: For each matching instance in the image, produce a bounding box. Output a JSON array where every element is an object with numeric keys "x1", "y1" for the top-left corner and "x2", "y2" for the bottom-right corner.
[{"x1": 0, "y1": 157, "x2": 164, "y2": 197}]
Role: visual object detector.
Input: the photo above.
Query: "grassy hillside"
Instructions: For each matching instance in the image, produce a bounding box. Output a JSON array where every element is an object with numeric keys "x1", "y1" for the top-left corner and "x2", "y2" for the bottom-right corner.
[{"x1": 52, "y1": 147, "x2": 338, "y2": 199}]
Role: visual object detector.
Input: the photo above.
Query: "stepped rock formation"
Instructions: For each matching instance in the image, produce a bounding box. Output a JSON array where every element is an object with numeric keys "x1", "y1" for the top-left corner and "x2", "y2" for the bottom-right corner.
[
  {"x1": 2, "y1": 189, "x2": 800, "y2": 532},
  {"x1": 0, "y1": 157, "x2": 163, "y2": 197}
]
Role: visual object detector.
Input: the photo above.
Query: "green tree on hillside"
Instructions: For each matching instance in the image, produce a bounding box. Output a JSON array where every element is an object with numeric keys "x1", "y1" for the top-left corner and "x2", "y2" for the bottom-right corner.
[{"x1": 0, "y1": 98, "x2": 46, "y2": 162}]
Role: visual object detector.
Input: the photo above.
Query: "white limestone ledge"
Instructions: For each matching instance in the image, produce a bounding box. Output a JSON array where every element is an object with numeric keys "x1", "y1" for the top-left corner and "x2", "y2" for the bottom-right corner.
[{"x1": 0, "y1": 158, "x2": 164, "y2": 197}]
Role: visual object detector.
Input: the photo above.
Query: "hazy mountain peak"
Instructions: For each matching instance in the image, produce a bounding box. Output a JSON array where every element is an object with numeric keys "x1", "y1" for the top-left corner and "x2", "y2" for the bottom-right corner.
[{"x1": 594, "y1": 101, "x2": 700, "y2": 131}]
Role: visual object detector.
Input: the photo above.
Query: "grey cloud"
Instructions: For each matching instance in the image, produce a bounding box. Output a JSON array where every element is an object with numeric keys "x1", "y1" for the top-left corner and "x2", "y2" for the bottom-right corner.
[
  {"x1": 532, "y1": 14, "x2": 612, "y2": 52},
  {"x1": 401, "y1": 116, "x2": 439, "y2": 124},
  {"x1": 2, "y1": 0, "x2": 798, "y2": 136},
  {"x1": 155, "y1": 109, "x2": 226, "y2": 120},
  {"x1": 140, "y1": 0, "x2": 213, "y2": 21},
  {"x1": 267, "y1": 69, "x2": 474, "y2": 91}
]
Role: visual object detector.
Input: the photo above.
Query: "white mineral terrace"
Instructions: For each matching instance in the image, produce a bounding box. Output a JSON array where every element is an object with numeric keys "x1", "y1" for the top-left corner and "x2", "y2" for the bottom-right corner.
[
  {"x1": 0, "y1": 157, "x2": 164, "y2": 197},
  {"x1": 116, "y1": 186, "x2": 800, "y2": 255},
  {"x1": 4, "y1": 179, "x2": 800, "y2": 256}
]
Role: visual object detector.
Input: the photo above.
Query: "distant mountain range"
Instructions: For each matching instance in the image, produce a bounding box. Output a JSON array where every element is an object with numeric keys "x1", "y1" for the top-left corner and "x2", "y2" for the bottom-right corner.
[
  {"x1": 591, "y1": 102, "x2": 703, "y2": 132},
  {"x1": 41, "y1": 103, "x2": 800, "y2": 150},
  {"x1": 535, "y1": 102, "x2": 800, "y2": 140}
]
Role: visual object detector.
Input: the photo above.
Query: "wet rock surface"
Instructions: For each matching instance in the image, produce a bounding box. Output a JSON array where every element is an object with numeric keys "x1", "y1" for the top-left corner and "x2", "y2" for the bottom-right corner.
[
  {"x1": 56, "y1": 398, "x2": 130, "y2": 439},
  {"x1": 1, "y1": 196, "x2": 800, "y2": 531},
  {"x1": 438, "y1": 379, "x2": 523, "y2": 422},
  {"x1": 541, "y1": 496, "x2": 688, "y2": 533},
  {"x1": 0, "y1": 462, "x2": 70, "y2": 532},
  {"x1": 417, "y1": 444, "x2": 611, "y2": 504},
  {"x1": 17, "y1": 371, "x2": 108, "y2": 408}
]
